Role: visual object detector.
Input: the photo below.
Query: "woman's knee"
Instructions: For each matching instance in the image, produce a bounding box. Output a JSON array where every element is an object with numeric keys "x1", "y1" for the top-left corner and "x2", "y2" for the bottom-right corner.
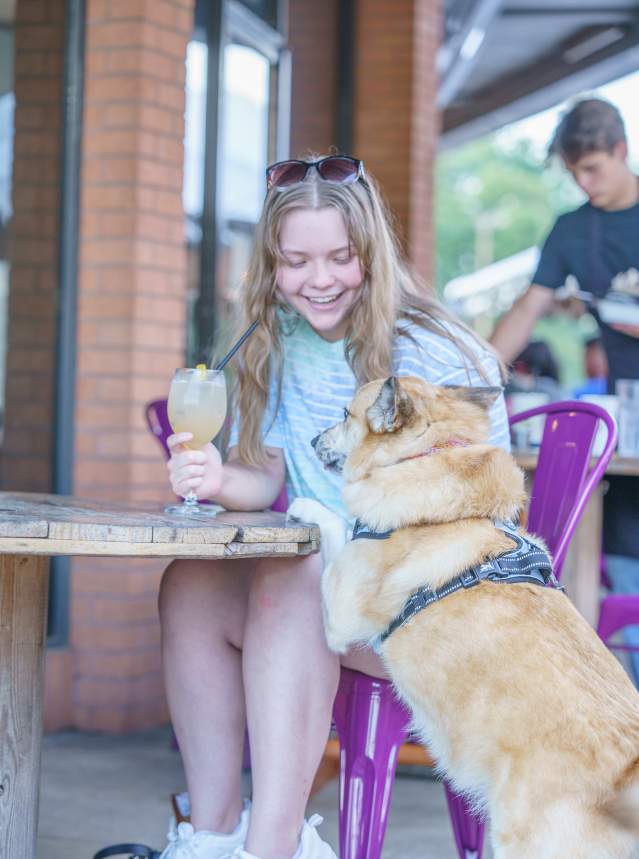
[
  {"x1": 158, "y1": 558, "x2": 251, "y2": 625},
  {"x1": 251, "y1": 553, "x2": 322, "y2": 606}
]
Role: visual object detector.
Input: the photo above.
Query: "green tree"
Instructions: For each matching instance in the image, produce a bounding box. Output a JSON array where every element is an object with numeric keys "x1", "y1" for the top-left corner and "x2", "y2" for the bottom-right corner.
[
  {"x1": 435, "y1": 136, "x2": 581, "y2": 292},
  {"x1": 435, "y1": 134, "x2": 591, "y2": 386}
]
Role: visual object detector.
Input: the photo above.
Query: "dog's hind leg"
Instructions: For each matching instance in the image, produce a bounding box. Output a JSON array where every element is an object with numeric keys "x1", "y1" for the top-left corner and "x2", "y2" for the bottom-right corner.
[{"x1": 492, "y1": 809, "x2": 638, "y2": 859}]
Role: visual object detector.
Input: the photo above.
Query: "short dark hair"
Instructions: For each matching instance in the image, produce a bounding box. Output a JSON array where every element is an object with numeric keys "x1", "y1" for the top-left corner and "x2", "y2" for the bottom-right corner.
[{"x1": 548, "y1": 98, "x2": 626, "y2": 163}]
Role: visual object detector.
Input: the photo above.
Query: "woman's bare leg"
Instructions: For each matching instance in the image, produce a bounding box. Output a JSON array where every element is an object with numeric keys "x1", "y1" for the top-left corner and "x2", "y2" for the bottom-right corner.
[
  {"x1": 159, "y1": 553, "x2": 388, "y2": 858},
  {"x1": 242, "y1": 552, "x2": 340, "y2": 859},
  {"x1": 159, "y1": 558, "x2": 253, "y2": 833}
]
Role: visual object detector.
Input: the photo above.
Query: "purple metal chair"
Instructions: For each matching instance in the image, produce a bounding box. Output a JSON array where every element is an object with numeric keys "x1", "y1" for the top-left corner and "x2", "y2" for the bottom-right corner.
[
  {"x1": 145, "y1": 398, "x2": 173, "y2": 459},
  {"x1": 334, "y1": 400, "x2": 617, "y2": 859}
]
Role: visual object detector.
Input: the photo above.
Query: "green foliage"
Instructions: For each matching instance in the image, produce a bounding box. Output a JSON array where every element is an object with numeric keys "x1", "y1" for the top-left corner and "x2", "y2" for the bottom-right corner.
[
  {"x1": 435, "y1": 135, "x2": 582, "y2": 292},
  {"x1": 435, "y1": 134, "x2": 592, "y2": 387}
]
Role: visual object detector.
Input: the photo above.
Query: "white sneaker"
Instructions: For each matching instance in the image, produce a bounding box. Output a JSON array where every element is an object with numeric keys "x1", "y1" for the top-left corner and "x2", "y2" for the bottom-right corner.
[
  {"x1": 160, "y1": 799, "x2": 251, "y2": 859},
  {"x1": 297, "y1": 816, "x2": 337, "y2": 859},
  {"x1": 232, "y1": 815, "x2": 337, "y2": 859}
]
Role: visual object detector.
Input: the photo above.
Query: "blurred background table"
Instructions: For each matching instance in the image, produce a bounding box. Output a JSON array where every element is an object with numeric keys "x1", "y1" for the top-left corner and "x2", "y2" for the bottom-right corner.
[
  {"x1": 513, "y1": 451, "x2": 639, "y2": 625},
  {"x1": 0, "y1": 492, "x2": 319, "y2": 859}
]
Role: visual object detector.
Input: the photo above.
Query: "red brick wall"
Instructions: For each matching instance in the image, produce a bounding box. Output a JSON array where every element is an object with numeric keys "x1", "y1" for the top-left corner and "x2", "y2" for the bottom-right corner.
[
  {"x1": 288, "y1": 0, "x2": 339, "y2": 158},
  {"x1": 7, "y1": 0, "x2": 441, "y2": 733},
  {"x1": 67, "y1": 0, "x2": 193, "y2": 732},
  {"x1": 353, "y1": 0, "x2": 440, "y2": 284},
  {"x1": 2, "y1": 0, "x2": 64, "y2": 493},
  {"x1": 409, "y1": 0, "x2": 441, "y2": 281}
]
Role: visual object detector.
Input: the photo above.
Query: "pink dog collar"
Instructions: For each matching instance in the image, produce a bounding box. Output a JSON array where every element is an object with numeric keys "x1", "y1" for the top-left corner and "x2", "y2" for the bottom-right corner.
[{"x1": 396, "y1": 438, "x2": 469, "y2": 465}]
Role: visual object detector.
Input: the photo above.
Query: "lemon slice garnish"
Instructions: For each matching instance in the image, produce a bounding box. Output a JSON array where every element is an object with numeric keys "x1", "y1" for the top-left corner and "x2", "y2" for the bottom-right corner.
[{"x1": 196, "y1": 363, "x2": 207, "y2": 378}]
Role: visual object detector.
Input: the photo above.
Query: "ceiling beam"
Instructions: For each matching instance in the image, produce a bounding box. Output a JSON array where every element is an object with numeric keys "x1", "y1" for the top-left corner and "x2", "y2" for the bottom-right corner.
[
  {"x1": 438, "y1": 0, "x2": 504, "y2": 108},
  {"x1": 502, "y1": 6, "x2": 635, "y2": 15},
  {"x1": 440, "y1": 23, "x2": 639, "y2": 149}
]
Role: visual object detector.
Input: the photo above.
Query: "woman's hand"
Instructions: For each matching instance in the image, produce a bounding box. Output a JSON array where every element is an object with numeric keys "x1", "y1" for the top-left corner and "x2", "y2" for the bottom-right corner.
[{"x1": 166, "y1": 433, "x2": 225, "y2": 500}]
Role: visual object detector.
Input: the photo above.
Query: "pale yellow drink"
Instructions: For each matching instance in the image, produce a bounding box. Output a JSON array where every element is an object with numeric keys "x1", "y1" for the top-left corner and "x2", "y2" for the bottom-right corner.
[{"x1": 168, "y1": 368, "x2": 227, "y2": 448}]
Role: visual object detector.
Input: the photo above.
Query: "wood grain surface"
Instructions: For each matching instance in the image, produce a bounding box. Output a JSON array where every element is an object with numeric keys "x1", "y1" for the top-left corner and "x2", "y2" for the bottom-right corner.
[
  {"x1": 0, "y1": 555, "x2": 49, "y2": 859},
  {"x1": 0, "y1": 493, "x2": 320, "y2": 559}
]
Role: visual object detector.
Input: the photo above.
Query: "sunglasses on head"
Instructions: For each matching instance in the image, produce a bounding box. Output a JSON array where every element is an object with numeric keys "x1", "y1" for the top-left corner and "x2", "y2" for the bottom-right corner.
[{"x1": 266, "y1": 155, "x2": 364, "y2": 190}]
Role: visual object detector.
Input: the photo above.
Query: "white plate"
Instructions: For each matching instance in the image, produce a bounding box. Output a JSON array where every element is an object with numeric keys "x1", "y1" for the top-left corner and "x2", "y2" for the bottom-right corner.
[{"x1": 597, "y1": 298, "x2": 639, "y2": 325}]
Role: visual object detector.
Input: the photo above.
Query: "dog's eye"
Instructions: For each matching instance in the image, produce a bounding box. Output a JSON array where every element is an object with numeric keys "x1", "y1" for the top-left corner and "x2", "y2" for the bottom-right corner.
[{"x1": 343, "y1": 408, "x2": 350, "y2": 421}]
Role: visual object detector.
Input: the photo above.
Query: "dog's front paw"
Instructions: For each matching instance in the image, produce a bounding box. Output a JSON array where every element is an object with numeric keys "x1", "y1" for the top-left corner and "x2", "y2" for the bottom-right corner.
[
  {"x1": 287, "y1": 498, "x2": 348, "y2": 570},
  {"x1": 287, "y1": 497, "x2": 326, "y2": 524},
  {"x1": 324, "y1": 625, "x2": 350, "y2": 655}
]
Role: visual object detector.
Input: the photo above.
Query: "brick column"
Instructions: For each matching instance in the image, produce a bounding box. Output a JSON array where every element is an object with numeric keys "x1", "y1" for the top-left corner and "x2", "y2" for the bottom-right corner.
[
  {"x1": 288, "y1": 0, "x2": 339, "y2": 157},
  {"x1": 2, "y1": 0, "x2": 65, "y2": 493},
  {"x1": 353, "y1": 0, "x2": 441, "y2": 283},
  {"x1": 69, "y1": 0, "x2": 194, "y2": 731}
]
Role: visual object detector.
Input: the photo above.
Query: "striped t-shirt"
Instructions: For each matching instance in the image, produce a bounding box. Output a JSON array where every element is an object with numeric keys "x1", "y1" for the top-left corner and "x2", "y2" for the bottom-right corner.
[{"x1": 230, "y1": 314, "x2": 510, "y2": 520}]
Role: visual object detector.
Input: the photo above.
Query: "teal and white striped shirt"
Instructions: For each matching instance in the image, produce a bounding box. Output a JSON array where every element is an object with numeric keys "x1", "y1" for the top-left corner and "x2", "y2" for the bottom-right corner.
[{"x1": 230, "y1": 314, "x2": 510, "y2": 520}]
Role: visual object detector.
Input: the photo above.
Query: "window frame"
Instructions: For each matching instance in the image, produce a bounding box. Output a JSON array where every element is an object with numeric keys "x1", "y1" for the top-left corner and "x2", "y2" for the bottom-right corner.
[{"x1": 190, "y1": 0, "x2": 291, "y2": 365}]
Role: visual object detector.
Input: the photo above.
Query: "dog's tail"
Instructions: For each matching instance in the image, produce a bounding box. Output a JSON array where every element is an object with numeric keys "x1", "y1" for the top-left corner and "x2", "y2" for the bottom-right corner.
[{"x1": 605, "y1": 758, "x2": 639, "y2": 836}]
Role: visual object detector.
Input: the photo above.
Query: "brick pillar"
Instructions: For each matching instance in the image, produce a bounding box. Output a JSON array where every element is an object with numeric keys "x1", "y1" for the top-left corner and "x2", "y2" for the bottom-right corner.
[
  {"x1": 288, "y1": 0, "x2": 339, "y2": 157},
  {"x1": 69, "y1": 0, "x2": 194, "y2": 731},
  {"x1": 353, "y1": 0, "x2": 441, "y2": 283},
  {"x1": 2, "y1": 0, "x2": 65, "y2": 492}
]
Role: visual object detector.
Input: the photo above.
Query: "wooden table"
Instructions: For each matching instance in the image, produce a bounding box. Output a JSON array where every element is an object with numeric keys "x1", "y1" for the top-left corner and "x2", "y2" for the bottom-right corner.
[
  {"x1": 513, "y1": 451, "x2": 639, "y2": 626},
  {"x1": 0, "y1": 492, "x2": 319, "y2": 859}
]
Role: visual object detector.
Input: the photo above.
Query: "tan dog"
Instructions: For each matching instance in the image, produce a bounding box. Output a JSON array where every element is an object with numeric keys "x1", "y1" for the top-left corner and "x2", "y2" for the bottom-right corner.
[{"x1": 314, "y1": 376, "x2": 639, "y2": 859}]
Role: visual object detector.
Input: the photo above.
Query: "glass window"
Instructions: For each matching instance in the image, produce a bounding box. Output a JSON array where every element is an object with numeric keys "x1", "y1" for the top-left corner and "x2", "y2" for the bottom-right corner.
[
  {"x1": 183, "y1": 0, "x2": 289, "y2": 364},
  {"x1": 216, "y1": 43, "x2": 271, "y2": 330},
  {"x1": 183, "y1": 38, "x2": 209, "y2": 364}
]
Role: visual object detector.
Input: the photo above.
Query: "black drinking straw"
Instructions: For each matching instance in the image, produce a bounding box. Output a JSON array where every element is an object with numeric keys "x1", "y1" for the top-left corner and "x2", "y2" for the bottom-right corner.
[{"x1": 214, "y1": 320, "x2": 259, "y2": 371}]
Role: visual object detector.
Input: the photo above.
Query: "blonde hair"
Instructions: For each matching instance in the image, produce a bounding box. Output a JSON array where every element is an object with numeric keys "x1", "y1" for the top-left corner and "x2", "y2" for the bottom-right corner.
[{"x1": 220, "y1": 165, "x2": 500, "y2": 466}]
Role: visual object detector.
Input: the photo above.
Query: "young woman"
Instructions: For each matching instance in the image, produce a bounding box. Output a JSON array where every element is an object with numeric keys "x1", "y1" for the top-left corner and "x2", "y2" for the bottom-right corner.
[{"x1": 159, "y1": 155, "x2": 509, "y2": 859}]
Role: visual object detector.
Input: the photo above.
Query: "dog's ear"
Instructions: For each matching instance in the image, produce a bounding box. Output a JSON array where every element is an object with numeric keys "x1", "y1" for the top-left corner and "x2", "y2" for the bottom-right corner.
[
  {"x1": 446, "y1": 385, "x2": 502, "y2": 411},
  {"x1": 366, "y1": 377, "x2": 415, "y2": 434}
]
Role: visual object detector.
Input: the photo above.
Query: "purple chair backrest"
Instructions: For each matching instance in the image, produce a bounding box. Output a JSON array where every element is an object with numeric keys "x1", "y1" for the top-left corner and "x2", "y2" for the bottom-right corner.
[
  {"x1": 144, "y1": 398, "x2": 289, "y2": 513},
  {"x1": 145, "y1": 399, "x2": 173, "y2": 459},
  {"x1": 509, "y1": 400, "x2": 617, "y2": 577}
]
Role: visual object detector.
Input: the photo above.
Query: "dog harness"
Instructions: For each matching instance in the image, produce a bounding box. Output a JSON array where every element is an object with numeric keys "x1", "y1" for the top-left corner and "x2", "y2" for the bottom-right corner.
[
  {"x1": 352, "y1": 519, "x2": 394, "y2": 540},
  {"x1": 359, "y1": 521, "x2": 560, "y2": 647}
]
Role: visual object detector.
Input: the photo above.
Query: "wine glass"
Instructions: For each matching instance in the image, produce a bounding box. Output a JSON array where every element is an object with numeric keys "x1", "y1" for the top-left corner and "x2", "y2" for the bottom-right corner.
[{"x1": 165, "y1": 366, "x2": 227, "y2": 516}]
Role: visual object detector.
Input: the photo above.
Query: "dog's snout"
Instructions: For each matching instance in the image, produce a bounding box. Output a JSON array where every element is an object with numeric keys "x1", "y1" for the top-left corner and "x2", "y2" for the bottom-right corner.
[{"x1": 311, "y1": 434, "x2": 319, "y2": 449}]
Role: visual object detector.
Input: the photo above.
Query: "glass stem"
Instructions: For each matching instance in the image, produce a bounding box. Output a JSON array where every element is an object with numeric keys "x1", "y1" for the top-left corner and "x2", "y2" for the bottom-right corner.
[{"x1": 184, "y1": 490, "x2": 198, "y2": 508}]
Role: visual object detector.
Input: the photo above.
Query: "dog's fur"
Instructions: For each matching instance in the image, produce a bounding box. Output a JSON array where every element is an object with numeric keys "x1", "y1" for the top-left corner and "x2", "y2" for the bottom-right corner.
[{"x1": 294, "y1": 376, "x2": 639, "y2": 859}]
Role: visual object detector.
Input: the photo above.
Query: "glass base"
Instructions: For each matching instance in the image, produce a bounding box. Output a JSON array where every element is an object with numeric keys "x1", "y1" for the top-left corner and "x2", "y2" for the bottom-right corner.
[{"x1": 164, "y1": 501, "x2": 224, "y2": 517}]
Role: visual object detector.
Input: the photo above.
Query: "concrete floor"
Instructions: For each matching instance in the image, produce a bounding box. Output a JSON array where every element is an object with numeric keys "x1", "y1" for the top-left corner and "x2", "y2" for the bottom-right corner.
[{"x1": 37, "y1": 726, "x2": 484, "y2": 859}]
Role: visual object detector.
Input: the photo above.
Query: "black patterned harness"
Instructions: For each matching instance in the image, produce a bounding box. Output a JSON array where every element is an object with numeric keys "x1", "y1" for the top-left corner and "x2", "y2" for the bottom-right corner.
[{"x1": 350, "y1": 520, "x2": 561, "y2": 647}]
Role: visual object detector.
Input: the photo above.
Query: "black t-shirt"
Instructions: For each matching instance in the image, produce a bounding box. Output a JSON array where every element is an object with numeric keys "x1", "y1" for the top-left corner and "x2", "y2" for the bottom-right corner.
[
  {"x1": 533, "y1": 201, "x2": 639, "y2": 558},
  {"x1": 532, "y1": 200, "x2": 639, "y2": 394}
]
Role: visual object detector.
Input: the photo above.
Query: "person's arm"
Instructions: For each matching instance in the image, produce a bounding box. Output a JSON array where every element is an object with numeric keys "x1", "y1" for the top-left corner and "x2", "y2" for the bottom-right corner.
[
  {"x1": 611, "y1": 323, "x2": 639, "y2": 338},
  {"x1": 167, "y1": 433, "x2": 285, "y2": 512},
  {"x1": 490, "y1": 284, "x2": 556, "y2": 363}
]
